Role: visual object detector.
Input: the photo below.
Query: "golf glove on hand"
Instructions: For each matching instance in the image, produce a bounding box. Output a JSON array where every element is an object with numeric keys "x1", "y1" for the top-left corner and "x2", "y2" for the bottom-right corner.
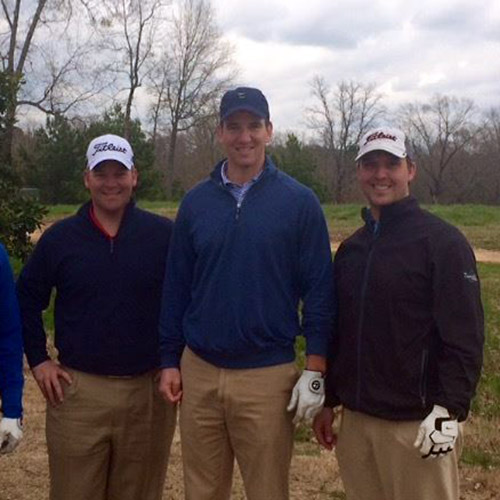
[
  {"x1": 287, "y1": 370, "x2": 325, "y2": 424},
  {"x1": 0, "y1": 417, "x2": 23, "y2": 454},
  {"x1": 414, "y1": 405, "x2": 458, "y2": 459}
]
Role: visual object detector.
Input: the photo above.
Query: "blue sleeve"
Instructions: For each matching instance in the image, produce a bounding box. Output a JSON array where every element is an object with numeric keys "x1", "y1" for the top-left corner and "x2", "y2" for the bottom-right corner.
[
  {"x1": 298, "y1": 193, "x2": 335, "y2": 357},
  {"x1": 159, "y1": 200, "x2": 195, "y2": 368},
  {"x1": 16, "y1": 235, "x2": 54, "y2": 369},
  {"x1": 0, "y1": 244, "x2": 24, "y2": 418}
]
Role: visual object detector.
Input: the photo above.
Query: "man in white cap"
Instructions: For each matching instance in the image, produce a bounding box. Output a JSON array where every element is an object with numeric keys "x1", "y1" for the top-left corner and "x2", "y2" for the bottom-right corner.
[
  {"x1": 17, "y1": 134, "x2": 176, "y2": 500},
  {"x1": 313, "y1": 127, "x2": 484, "y2": 499}
]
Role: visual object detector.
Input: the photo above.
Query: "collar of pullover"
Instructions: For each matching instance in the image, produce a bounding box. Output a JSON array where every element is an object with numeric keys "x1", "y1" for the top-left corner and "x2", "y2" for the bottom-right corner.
[
  {"x1": 78, "y1": 199, "x2": 136, "y2": 238},
  {"x1": 362, "y1": 196, "x2": 419, "y2": 230},
  {"x1": 210, "y1": 155, "x2": 277, "y2": 186}
]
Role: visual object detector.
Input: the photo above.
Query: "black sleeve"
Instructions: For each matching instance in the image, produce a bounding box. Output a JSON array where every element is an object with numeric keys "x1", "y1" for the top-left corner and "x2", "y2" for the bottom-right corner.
[{"x1": 431, "y1": 231, "x2": 484, "y2": 421}]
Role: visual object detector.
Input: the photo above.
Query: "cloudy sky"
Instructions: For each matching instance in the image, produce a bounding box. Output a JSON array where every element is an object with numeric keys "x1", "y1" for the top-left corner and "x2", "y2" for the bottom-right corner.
[{"x1": 210, "y1": 0, "x2": 500, "y2": 133}]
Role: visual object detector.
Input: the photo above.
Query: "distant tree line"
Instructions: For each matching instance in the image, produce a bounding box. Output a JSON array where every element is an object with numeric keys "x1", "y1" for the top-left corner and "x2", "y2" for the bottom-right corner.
[
  {"x1": 8, "y1": 88, "x2": 499, "y2": 207},
  {"x1": 1, "y1": 0, "x2": 499, "y2": 208}
]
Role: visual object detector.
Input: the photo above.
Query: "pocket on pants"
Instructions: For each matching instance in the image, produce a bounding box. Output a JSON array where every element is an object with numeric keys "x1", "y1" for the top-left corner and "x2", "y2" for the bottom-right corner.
[{"x1": 58, "y1": 367, "x2": 80, "y2": 403}]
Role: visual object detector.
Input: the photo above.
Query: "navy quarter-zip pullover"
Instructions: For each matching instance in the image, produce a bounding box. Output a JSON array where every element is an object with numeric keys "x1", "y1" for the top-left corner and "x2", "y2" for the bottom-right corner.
[
  {"x1": 159, "y1": 157, "x2": 334, "y2": 369},
  {"x1": 17, "y1": 202, "x2": 173, "y2": 376}
]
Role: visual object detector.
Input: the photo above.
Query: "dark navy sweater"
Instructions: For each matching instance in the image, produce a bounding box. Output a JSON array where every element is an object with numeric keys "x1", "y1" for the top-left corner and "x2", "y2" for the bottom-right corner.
[
  {"x1": 17, "y1": 202, "x2": 173, "y2": 376},
  {"x1": 0, "y1": 243, "x2": 23, "y2": 418},
  {"x1": 160, "y1": 158, "x2": 334, "y2": 369}
]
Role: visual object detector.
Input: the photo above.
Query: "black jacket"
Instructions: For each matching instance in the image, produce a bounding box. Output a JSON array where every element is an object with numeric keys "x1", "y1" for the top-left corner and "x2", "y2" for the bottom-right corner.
[
  {"x1": 17, "y1": 201, "x2": 173, "y2": 376},
  {"x1": 325, "y1": 197, "x2": 484, "y2": 421}
]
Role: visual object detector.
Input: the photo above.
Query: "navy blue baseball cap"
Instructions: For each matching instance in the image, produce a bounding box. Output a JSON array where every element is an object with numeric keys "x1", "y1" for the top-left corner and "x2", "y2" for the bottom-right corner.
[{"x1": 220, "y1": 87, "x2": 270, "y2": 121}]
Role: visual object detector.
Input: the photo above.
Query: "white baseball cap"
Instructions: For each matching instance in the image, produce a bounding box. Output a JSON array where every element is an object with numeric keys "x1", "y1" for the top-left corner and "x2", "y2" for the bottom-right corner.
[
  {"x1": 86, "y1": 134, "x2": 134, "y2": 170},
  {"x1": 356, "y1": 127, "x2": 407, "y2": 161}
]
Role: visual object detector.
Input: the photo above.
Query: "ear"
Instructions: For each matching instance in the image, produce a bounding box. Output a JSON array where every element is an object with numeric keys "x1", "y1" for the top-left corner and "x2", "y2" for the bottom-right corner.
[
  {"x1": 355, "y1": 162, "x2": 362, "y2": 181},
  {"x1": 84, "y1": 170, "x2": 90, "y2": 189},
  {"x1": 215, "y1": 123, "x2": 224, "y2": 144},
  {"x1": 131, "y1": 168, "x2": 138, "y2": 188},
  {"x1": 407, "y1": 159, "x2": 417, "y2": 183},
  {"x1": 265, "y1": 121, "x2": 273, "y2": 143}
]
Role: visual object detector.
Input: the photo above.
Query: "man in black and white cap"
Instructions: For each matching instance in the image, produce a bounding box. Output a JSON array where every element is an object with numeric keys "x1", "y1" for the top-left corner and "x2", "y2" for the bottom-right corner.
[
  {"x1": 313, "y1": 127, "x2": 484, "y2": 500},
  {"x1": 18, "y1": 134, "x2": 176, "y2": 500}
]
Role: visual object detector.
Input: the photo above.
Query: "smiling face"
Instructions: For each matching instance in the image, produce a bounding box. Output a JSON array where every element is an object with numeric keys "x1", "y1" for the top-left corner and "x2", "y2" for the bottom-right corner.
[
  {"x1": 84, "y1": 160, "x2": 137, "y2": 216},
  {"x1": 357, "y1": 150, "x2": 416, "y2": 219},
  {"x1": 216, "y1": 111, "x2": 273, "y2": 174}
]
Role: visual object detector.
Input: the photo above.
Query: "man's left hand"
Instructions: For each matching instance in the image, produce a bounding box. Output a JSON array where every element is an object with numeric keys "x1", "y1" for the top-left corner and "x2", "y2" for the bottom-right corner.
[
  {"x1": 414, "y1": 405, "x2": 458, "y2": 459},
  {"x1": 287, "y1": 370, "x2": 325, "y2": 424},
  {"x1": 0, "y1": 417, "x2": 23, "y2": 454}
]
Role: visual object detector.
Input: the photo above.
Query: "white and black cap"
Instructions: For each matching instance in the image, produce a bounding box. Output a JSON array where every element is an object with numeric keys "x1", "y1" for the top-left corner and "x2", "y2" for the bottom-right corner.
[
  {"x1": 86, "y1": 134, "x2": 134, "y2": 170},
  {"x1": 356, "y1": 127, "x2": 407, "y2": 161}
]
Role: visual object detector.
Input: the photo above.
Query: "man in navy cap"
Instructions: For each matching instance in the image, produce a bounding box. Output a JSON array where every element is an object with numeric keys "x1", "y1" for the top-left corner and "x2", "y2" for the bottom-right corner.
[{"x1": 158, "y1": 87, "x2": 334, "y2": 499}]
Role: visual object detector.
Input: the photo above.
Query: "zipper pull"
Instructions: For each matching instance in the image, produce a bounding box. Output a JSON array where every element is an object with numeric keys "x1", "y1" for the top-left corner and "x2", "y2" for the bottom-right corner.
[{"x1": 110, "y1": 238, "x2": 114, "y2": 254}]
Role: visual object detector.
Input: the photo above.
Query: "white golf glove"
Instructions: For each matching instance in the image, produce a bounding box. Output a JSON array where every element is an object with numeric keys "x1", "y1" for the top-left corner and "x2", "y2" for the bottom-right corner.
[
  {"x1": 413, "y1": 405, "x2": 458, "y2": 459},
  {"x1": 287, "y1": 370, "x2": 325, "y2": 424},
  {"x1": 0, "y1": 417, "x2": 23, "y2": 454}
]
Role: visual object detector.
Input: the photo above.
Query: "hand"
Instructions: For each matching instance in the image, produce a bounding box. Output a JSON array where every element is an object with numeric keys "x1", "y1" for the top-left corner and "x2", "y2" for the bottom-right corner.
[
  {"x1": 313, "y1": 406, "x2": 337, "y2": 450},
  {"x1": 287, "y1": 370, "x2": 325, "y2": 424},
  {"x1": 0, "y1": 418, "x2": 23, "y2": 454},
  {"x1": 158, "y1": 368, "x2": 182, "y2": 403},
  {"x1": 32, "y1": 360, "x2": 72, "y2": 407},
  {"x1": 413, "y1": 405, "x2": 458, "y2": 459}
]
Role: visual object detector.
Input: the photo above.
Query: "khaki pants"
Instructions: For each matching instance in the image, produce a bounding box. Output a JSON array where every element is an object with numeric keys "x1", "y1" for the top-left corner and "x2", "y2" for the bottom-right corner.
[
  {"x1": 336, "y1": 408, "x2": 462, "y2": 500},
  {"x1": 46, "y1": 368, "x2": 177, "y2": 500},
  {"x1": 179, "y1": 348, "x2": 298, "y2": 500}
]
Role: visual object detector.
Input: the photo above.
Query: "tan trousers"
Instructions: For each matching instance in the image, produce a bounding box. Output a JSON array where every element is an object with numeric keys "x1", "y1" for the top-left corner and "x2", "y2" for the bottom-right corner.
[
  {"x1": 179, "y1": 348, "x2": 298, "y2": 500},
  {"x1": 336, "y1": 408, "x2": 462, "y2": 500},
  {"x1": 46, "y1": 368, "x2": 177, "y2": 500}
]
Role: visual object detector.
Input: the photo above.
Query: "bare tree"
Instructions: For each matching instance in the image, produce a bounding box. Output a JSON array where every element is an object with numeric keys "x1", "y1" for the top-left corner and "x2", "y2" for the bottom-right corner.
[
  {"x1": 482, "y1": 108, "x2": 500, "y2": 159},
  {"x1": 0, "y1": 0, "x2": 106, "y2": 163},
  {"x1": 1, "y1": 0, "x2": 50, "y2": 162},
  {"x1": 399, "y1": 95, "x2": 478, "y2": 204},
  {"x1": 84, "y1": 0, "x2": 170, "y2": 140},
  {"x1": 148, "y1": 0, "x2": 235, "y2": 197},
  {"x1": 175, "y1": 97, "x2": 221, "y2": 188},
  {"x1": 307, "y1": 77, "x2": 384, "y2": 203},
  {"x1": 475, "y1": 107, "x2": 500, "y2": 203}
]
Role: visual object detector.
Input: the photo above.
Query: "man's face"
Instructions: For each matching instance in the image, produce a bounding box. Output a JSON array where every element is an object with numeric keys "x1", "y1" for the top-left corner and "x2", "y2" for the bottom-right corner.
[
  {"x1": 84, "y1": 160, "x2": 137, "y2": 214},
  {"x1": 216, "y1": 111, "x2": 273, "y2": 170},
  {"x1": 357, "y1": 151, "x2": 416, "y2": 218}
]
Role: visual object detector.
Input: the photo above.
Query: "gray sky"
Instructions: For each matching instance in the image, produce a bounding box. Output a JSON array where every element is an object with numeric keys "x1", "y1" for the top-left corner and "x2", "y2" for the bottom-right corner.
[{"x1": 211, "y1": 0, "x2": 500, "y2": 133}]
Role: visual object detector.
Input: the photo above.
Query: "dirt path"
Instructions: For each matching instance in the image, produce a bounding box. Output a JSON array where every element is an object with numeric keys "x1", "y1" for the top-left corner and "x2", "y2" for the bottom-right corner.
[
  {"x1": 330, "y1": 242, "x2": 500, "y2": 264},
  {"x1": 0, "y1": 370, "x2": 498, "y2": 500},
  {"x1": 473, "y1": 249, "x2": 500, "y2": 264}
]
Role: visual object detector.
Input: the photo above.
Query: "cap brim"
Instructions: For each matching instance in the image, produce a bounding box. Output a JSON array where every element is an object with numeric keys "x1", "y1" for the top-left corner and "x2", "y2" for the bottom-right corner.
[
  {"x1": 88, "y1": 152, "x2": 133, "y2": 170},
  {"x1": 221, "y1": 105, "x2": 268, "y2": 121},
  {"x1": 355, "y1": 142, "x2": 407, "y2": 162}
]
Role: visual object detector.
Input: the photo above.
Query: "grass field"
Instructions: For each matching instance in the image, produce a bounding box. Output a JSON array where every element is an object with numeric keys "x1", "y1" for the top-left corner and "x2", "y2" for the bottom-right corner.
[
  {"x1": 45, "y1": 201, "x2": 500, "y2": 250},
  {"x1": 462, "y1": 263, "x2": 500, "y2": 468}
]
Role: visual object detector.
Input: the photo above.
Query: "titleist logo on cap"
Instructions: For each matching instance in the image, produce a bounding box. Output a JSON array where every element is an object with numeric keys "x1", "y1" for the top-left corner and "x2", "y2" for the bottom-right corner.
[
  {"x1": 364, "y1": 131, "x2": 397, "y2": 145},
  {"x1": 86, "y1": 134, "x2": 134, "y2": 170},
  {"x1": 91, "y1": 142, "x2": 128, "y2": 156},
  {"x1": 355, "y1": 127, "x2": 407, "y2": 161}
]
